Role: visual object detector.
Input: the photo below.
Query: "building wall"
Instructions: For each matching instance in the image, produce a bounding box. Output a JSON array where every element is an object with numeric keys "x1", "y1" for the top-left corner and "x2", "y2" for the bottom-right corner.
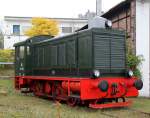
[
  {"x1": 103, "y1": 0, "x2": 136, "y2": 54},
  {"x1": 3, "y1": 17, "x2": 87, "y2": 49},
  {"x1": 102, "y1": 0, "x2": 150, "y2": 97},
  {"x1": 3, "y1": 20, "x2": 30, "y2": 48},
  {"x1": 136, "y1": 0, "x2": 150, "y2": 97},
  {"x1": 111, "y1": 7, "x2": 131, "y2": 36}
]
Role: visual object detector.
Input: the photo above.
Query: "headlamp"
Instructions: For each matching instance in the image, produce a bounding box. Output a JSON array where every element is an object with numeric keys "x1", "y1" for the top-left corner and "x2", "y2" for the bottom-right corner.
[
  {"x1": 128, "y1": 70, "x2": 134, "y2": 77},
  {"x1": 93, "y1": 70, "x2": 100, "y2": 78}
]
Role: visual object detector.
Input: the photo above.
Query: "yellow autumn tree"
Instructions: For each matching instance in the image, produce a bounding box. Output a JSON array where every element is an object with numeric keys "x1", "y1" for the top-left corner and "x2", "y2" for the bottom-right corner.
[{"x1": 24, "y1": 17, "x2": 59, "y2": 37}]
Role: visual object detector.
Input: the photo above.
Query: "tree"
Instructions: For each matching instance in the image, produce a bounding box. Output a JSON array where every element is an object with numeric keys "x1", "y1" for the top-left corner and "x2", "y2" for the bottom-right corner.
[{"x1": 25, "y1": 17, "x2": 59, "y2": 37}]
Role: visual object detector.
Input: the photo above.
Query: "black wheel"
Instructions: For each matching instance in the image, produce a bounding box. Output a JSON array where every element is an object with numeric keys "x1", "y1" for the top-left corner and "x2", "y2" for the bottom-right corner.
[{"x1": 67, "y1": 97, "x2": 77, "y2": 107}]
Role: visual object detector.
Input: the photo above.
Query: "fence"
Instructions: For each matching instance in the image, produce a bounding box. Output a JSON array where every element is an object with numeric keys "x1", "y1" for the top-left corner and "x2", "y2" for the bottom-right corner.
[
  {"x1": 0, "y1": 62, "x2": 14, "y2": 65},
  {"x1": 0, "y1": 62, "x2": 14, "y2": 68}
]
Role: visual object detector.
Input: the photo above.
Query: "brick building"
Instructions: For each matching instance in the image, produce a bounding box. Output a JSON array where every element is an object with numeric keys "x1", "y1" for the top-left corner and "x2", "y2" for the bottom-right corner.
[
  {"x1": 102, "y1": 0, "x2": 136, "y2": 54},
  {"x1": 102, "y1": 0, "x2": 150, "y2": 97}
]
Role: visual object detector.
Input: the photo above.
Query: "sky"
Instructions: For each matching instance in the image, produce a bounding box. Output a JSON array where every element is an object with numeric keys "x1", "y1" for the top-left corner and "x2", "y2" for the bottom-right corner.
[{"x1": 0, "y1": 0, "x2": 124, "y2": 18}]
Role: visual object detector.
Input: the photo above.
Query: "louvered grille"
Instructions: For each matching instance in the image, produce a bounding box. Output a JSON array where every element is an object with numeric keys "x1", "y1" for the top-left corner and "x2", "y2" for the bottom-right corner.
[
  {"x1": 94, "y1": 32, "x2": 126, "y2": 74},
  {"x1": 111, "y1": 35, "x2": 125, "y2": 69},
  {"x1": 94, "y1": 35, "x2": 111, "y2": 69}
]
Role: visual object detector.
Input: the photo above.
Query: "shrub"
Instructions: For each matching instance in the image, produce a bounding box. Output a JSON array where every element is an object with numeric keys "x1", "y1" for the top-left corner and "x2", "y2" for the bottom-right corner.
[
  {"x1": 0, "y1": 49, "x2": 15, "y2": 69},
  {"x1": 127, "y1": 54, "x2": 144, "y2": 78}
]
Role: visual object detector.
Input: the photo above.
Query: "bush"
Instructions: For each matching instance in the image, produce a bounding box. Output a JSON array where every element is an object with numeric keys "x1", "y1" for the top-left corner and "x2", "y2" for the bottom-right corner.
[
  {"x1": 127, "y1": 54, "x2": 144, "y2": 78},
  {"x1": 0, "y1": 49, "x2": 15, "y2": 69}
]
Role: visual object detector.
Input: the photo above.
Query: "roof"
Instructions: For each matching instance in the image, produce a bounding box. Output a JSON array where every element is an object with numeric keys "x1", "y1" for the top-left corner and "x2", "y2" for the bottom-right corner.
[
  {"x1": 4, "y1": 16, "x2": 88, "y2": 22},
  {"x1": 102, "y1": 0, "x2": 131, "y2": 18}
]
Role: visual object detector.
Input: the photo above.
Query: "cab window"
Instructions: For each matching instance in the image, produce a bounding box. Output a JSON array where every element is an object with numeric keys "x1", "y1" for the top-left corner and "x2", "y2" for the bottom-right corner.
[
  {"x1": 27, "y1": 46, "x2": 30, "y2": 55},
  {"x1": 19, "y1": 46, "x2": 25, "y2": 59}
]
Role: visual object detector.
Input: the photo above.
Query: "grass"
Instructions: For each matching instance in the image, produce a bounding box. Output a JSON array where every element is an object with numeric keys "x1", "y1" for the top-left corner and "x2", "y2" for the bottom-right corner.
[
  {"x1": 0, "y1": 68, "x2": 14, "y2": 77},
  {"x1": 131, "y1": 97, "x2": 150, "y2": 113},
  {"x1": 0, "y1": 69, "x2": 150, "y2": 118},
  {"x1": 0, "y1": 79, "x2": 108, "y2": 118}
]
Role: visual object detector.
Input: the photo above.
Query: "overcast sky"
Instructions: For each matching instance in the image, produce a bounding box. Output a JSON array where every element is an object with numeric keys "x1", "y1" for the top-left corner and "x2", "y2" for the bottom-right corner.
[{"x1": 0, "y1": 0, "x2": 124, "y2": 18}]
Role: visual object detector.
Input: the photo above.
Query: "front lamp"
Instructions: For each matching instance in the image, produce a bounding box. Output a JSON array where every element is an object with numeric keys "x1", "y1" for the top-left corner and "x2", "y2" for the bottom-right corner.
[
  {"x1": 93, "y1": 70, "x2": 100, "y2": 78},
  {"x1": 128, "y1": 70, "x2": 134, "y2": 77}
]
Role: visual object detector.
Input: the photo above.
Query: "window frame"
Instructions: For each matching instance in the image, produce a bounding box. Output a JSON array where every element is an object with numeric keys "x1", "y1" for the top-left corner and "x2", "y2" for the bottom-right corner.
[{"x1": 13, "y1": 25, "x2": 20, "y2": 35}]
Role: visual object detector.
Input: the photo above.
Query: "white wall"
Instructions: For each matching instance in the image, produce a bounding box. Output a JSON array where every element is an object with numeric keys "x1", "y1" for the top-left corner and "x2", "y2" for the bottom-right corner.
[
  {"x1": 136, "y1": 0, "x2": 150, "y2": 97},
  {"x1": 3, "y1": 20, "x2": 31, "y2": 49},
  {"x1": 3, "y1": 20, "x2": 31, "y2": 35},
  {"x1": 3, "y1": 17, "x2": 87, "y2": 49},
  {"x1": 4, "y1": 36, "x2": 28, "y2": 49}
]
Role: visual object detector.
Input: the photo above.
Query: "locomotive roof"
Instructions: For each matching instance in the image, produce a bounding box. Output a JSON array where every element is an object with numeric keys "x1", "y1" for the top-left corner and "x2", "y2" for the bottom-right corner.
[
  {"x1": 13, "y1": 35, "x2": 53, "y2": 46},
  {"x1": 14, "y1": 28, "x2": 125, "y2": 47},
  {"x1": 33, "y1": 29, "x2": 88, "y2": 45},
  {"x1": 14, "y1": 29, "x2": 89, "y2": 46}
]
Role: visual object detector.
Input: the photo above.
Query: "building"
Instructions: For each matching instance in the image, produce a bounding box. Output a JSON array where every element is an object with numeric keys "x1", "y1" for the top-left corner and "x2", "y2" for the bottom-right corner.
[
  {"x1": 102, "y1": 0, "x2": 150, "y2": 97},
  {"x1": 102, "y1": 0, "x2": 136, "y2": 54},
  {"x1": 2, "y1": 16, "x2": 87, "y2": 49}
]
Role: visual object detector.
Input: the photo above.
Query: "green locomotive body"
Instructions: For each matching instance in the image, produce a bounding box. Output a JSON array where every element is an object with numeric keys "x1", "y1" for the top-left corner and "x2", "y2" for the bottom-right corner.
[{"x1": 14, "y1": 28, "x2": 126, "y2": 78}]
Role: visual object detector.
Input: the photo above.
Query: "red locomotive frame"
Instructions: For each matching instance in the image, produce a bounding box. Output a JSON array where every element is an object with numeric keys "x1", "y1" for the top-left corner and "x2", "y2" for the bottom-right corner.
[{"x1": 15, "y1": 76, "x2": 140, "y2": 109}]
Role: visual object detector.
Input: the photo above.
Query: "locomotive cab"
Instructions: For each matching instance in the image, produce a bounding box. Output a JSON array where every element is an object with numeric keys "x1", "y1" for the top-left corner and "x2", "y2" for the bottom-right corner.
[
  {"x1": 14, "y1": 42, "x2": 26, "y2": 76},
  {"x1": 14, "y1": 35, "x2": 53, "y2": 76}
]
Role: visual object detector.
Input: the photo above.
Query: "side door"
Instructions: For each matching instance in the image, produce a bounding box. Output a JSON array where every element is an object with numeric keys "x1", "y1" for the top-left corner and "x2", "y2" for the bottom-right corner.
[
  {"x1": 15, "y1": 45, "x2": 25, "y2": 76},
  {"x1": 25, "y1": 45, "x2": 32, "y2": 75}
]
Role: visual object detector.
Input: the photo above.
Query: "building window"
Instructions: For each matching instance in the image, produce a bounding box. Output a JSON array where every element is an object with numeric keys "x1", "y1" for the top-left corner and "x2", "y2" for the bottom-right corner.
[
  {"x1": 62, "y1": 27, "x2": 72, "y2": 33},
  {"x1": 13, "y1": 25, "x2": 20, "y2": 35}
]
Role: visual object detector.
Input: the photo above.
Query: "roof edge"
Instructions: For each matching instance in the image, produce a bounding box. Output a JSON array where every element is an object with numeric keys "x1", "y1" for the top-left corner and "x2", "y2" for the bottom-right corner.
[{"x1": 102, "y1": 0, "x2": 131, "y2": 18}]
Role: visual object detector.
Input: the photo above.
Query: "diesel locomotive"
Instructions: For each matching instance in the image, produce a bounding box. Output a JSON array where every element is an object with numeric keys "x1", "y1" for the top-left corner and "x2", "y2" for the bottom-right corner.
[{"x1": 14, "y1": 17, "x2": 143, "y2": 109}]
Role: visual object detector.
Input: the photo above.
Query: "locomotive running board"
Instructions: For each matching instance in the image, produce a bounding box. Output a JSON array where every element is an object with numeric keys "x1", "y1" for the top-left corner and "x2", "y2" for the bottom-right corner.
[{"x1": 89, "y1": 100, "x2": 132, "y2": 109}]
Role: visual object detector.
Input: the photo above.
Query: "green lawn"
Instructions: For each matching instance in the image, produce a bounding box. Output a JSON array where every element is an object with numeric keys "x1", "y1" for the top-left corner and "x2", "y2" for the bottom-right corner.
[
  {"x1": 131, "y1": 98, "x2": 150, "y2": 113},
  {"x1": 0, "y1": 69, "x2": 150, "y2": 118}
]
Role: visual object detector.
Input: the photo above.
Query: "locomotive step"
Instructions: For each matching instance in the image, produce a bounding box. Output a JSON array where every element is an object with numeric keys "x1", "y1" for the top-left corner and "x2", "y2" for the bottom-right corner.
[
  {"x1": 21, "y1": 90, "x2": 32, "y2": 93},
  {"x1": 89, "y1": 100, "x2": 132, "y2": 109}
]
